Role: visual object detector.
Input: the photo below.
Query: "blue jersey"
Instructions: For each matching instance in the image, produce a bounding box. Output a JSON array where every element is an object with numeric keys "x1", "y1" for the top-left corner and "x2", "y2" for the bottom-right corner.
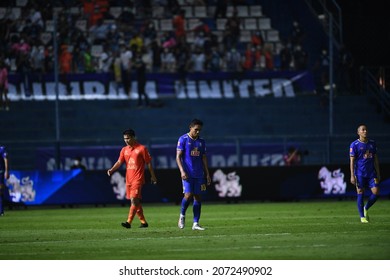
[
  {"x1": 177, "y1": 133, "x2": 207, "y2": 178},
  {"x1": 0, "y1": 146, "x2": 7, "y2": 171},
  {"x1": 349, "y1": 139, "x2": 377, "y2": 178}
]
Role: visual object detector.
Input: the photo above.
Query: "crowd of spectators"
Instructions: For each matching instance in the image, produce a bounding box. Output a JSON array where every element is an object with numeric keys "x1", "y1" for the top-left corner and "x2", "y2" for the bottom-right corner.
[{"x1": 0, "y1": 0, "x2": 312, "y2": 95}]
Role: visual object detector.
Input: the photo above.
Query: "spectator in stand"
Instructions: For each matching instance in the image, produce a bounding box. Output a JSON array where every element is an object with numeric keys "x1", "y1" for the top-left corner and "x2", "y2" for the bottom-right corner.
[
  {"x1": 150, "y1": 40, "x2": 162, "y2": 73},
  {"x1": 86, "y1": 1, "x2": 106, "y2": 27},
  {"x1": 59, "y1": 45, "x2": 73, "y2": 94},
  {"x1": 45, "y1": 45, "x2": 55, "y2": 73},
  {"x1": 120, "y1": 42, "x2": 133, "y2": 95},
  {"x1": 20, "y1": 18, "x2": 40, "y2": 42},
  {"x1": 312, "y1": 47, "x2": 330, "y2": 95},
  {"x1": 190, "y1": 47, "x2": 206, "y2": 73},
  {"x1": 160, "y1": 47, "x2": 176, "y2": 72},
  {"x1": 30, "y1": 43, "x2": 45, "y2": 70},
  {"x1": 283, "y1": 146, "x2": 302, "y2": 166},
  {"x1": 133, "y1": 50, "x2": 150, "y2": 107},
  {"x1": 113, "y1": 50, "x2": 123, "y2": 93},
  {"x1": 16, "y1": 51, "x2": 32, "y2": 96},
  {"x1": 242, "y1": 43, "x2": 256, "y2": 71},
  {"x1": 60, "y1": 45, "x2": 73, "y2": 74},
  {"x1": 141, "y1": 45, "x2": 153, "y2": 72},
  {"x1": 292, "y1": 44, "x2": 308, "y2": 71},
  {"x1": 223, "y1": 8, "x2": 240, "y2": 51},
  {"x1": 141, "y1": 20, "x2": 157, "y2": 47},
  {"x1": 337, "y1": 44, "x2": 354, "y2": 94},
  {"x1": 251, "y1": 31, "x2": 263, "y2": 47},
  {"x1": 214, "y1": 0, "x2": 228, "y2": 19},
  {"x1": 28, "y1": 5, "x2": 44, "y2": 37},
  {"x1": 90, "y1": 18, "x2": 110, "y2": 44},
  {"x1": 263, "y1": 44, "x2": 274, "y2": 71},
  {"x1": 106, "y1": 24, "x2": 121, "y2": 54},
  {"x1": 193, "y1": 30, "x2": 207, "y2": 51},
  {"x1": 30, "y1": 43, "x2": 46, "y2": 85},
  {"x1": 98, "y1": 44, "x2": 113, "y2": 73},
  {"x1": 83, "y1": 46, "x2": 95, "y2": 73},
  {"x1": 161, "y1": 31, "x2": 177, "y2": 49},
  {"x1": 165, "y1": 0, "x2": 180, "y2": 16},
  {"x1": 172, "y1": 9, "x2": 186, "y2": 41},
  {"x1": 279, "y1": 41, "x2": 293, "y2": 71},
  {"x1": 11, "y1": 38, "x2": 31, "y2": 57},
  {"x1": 175, "y1": 43, "x2": 191, "y2": 95},
  {"x1": 135, "y1": 0, "x2": 152, "y2": 18},
  {"x1": 225, "y1": 47, "x2": 241, "y2": 72},
  {"x1": 254, "y1": 45, "x2": 264, "y2": 71},
  {"x1": 207, "y1": 46, "x2": 222, "y2": 72},
  {"x1": 119, "y1": 4, "x2": 135, "y2": 25},
  {"x1": 129, "y1": 32, "x2": 144, "y2": 54},
  {"x1": 290, "y1": 20, "x2": 305, "y2": 47},
  {"x1": 0, "y1": 58, "x2": 10, "y2": 111},
  {"x1": 70, "y1": 156, "x2": 87, "y2": 170}
]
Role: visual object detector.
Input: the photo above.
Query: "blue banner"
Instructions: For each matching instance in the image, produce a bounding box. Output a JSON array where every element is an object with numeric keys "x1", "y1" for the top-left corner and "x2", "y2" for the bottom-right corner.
[
  {"x1": 8, "y1": 71, "x2": 316, "y2": 100},
  {"x1": 35, "y1": 143, "x2": 289, "y2": 171},
  {"x1": 4, "y1": 165, "x2": 390, "y2": 206}
]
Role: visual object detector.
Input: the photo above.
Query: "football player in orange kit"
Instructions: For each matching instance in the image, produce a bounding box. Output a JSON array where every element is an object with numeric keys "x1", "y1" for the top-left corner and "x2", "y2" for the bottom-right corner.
[{"x1": 107, "y1": 129, "x2": 157, "y2": 228}]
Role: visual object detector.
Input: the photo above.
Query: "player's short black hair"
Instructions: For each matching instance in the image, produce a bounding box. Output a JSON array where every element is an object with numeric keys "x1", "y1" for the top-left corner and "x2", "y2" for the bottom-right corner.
[
  {"x1": 123, "y1": 129, "x2": 136, "y2": 137},
  {"x1": 357, "y1": 124, "x2": 367, "y2": 131},
  {"x1": 190, "y1": 119, "x2": 203, "y2": 127}
]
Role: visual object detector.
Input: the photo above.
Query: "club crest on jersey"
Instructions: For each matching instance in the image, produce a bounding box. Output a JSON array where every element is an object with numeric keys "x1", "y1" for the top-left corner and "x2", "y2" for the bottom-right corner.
[
  {"x1": 191, "y1": 147, "x2": 200, "y2": 156},
  {"x1": 363, "y1": 150, "x2": 373, "y2": 159}
]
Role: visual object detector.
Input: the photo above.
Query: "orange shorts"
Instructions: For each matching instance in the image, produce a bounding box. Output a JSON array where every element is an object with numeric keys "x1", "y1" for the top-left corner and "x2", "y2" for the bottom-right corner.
[{"x1": 126, "y1": 182, "x2": 143, "y2": 199}]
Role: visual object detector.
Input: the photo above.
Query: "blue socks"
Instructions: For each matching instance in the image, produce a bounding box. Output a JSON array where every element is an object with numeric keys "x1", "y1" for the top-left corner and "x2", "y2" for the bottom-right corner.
[
  {"x1": 358, "y1": 193, "x2": 378, "y2": 217},
  {"x1": 357, "y1": 193, "x2": 364, "y2": 218},
  {"x1": 180, "y1": 197, "x2": 190, "y2": 216},
  {"x1": 365, "y1": 194, "x2": 378, "y2": 211},
  {"x1": 193, "y1": 200, "x2": 201, "y2": 223},
  {"x1": 180, "y1": 197, "x2": 202, "y2": 223}
]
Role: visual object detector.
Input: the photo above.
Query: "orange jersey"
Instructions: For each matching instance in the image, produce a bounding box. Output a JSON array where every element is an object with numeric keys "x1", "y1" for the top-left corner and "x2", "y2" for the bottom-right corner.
[{"x1": 118, "y1": 143, "x2": 152, "y2": 185}]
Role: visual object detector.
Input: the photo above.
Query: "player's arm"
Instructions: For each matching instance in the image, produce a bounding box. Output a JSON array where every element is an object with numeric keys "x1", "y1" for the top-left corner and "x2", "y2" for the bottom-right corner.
[
  {"x1": 374, "y1": 154, "x2": 381, "y2": 182},
  {"x1": 349, "y1": 156, "x2": 356, "y2": 185},
  {"x1": 176, "y1": 149, "x2": 187, "y2": 180},
  {"x1": 202, "y1": 154, "x2": 211, "y2": 185},
  {"x1": 4, "y1": 157, "x2": 9, "y2": 179},
  {"x1": 107, "y1": 160, "x2": 122, "y2": 176},
  {"x1": 285, "y1": 148, "x2": 298, "y2": 164},
  {"x1": 147, "y1": 162, "x2": 157, "y2": 184}
]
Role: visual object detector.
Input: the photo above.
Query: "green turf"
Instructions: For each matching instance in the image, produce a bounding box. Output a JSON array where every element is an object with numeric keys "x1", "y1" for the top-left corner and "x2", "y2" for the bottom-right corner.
[{"x1": 0, "y1": 200, "x2": 389, "y2": 260}]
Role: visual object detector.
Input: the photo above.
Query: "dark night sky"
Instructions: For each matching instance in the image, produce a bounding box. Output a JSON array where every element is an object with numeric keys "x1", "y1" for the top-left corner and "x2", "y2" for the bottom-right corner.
[{"x1": 339, "y1": 0, "x2": 390, "y2": 68}]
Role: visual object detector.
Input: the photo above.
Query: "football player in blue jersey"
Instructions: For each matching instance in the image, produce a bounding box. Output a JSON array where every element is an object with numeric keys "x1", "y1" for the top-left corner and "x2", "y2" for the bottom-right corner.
[
  {"x1": 349, "y1": 124, "x2": 381, "y2": 223},
  {"x1": 176, "y1": 119, "x2": 211, "y2": 230},
  {"x1": 0, "y1": 145, "x2": 10, "y2": 216}
]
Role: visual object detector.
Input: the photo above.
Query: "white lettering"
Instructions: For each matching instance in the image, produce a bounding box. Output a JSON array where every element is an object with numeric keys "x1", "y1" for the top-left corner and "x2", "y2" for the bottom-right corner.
[{"x1": 7, "y1": 78, "x2": 299, "y2": 100}]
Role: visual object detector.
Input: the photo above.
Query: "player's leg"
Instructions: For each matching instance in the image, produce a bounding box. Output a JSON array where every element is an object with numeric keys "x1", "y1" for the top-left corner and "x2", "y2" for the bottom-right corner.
[
  {"x1": 364, "y1": 178, "x2": 380, "y2": 221},
  {"x1": 192, "y1": 179, "x2": 205, "y2": 230},
  {"x1": 192, "y1": 194, "x2": 202, "y2": 223},
  {"x1": 0, "y1": 184, "x2": 4, "y2": 216},
  {"x1": 121, "y1": 185, "x2": 140, "y2": 228},
  {"x1": 133, "y1": 185, "x2": 148, "y2": 227},
  {"x1": 355, "y1": 178, "x2": 367, "y2": 223},
  {"x1": 0, "y1": 175, "x2": 5, "y2": 215},
  {"x1": 178, "y1": 179, "x2": 192, "y2": 229}
]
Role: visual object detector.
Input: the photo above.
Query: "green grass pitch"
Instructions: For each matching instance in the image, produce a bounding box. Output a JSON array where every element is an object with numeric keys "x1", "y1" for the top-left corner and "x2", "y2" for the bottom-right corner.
[{"x1": 1, "y1": 200, "x2": 389, "y2": 260}]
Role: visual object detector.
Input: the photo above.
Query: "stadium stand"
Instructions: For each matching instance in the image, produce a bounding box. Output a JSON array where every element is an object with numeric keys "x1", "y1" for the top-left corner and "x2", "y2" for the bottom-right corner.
[{"x1": 0, "y1": 0, "x2": 389, "y2": 170}]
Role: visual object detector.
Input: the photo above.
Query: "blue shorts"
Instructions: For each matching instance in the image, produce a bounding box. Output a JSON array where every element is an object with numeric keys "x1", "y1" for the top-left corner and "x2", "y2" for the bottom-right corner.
[
  {"x1": 182, "y1": 178, "x2": 206, "y2": 195},
  {"x1": 356, "y1": 176, "x2": 379, "y2": 189}
]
